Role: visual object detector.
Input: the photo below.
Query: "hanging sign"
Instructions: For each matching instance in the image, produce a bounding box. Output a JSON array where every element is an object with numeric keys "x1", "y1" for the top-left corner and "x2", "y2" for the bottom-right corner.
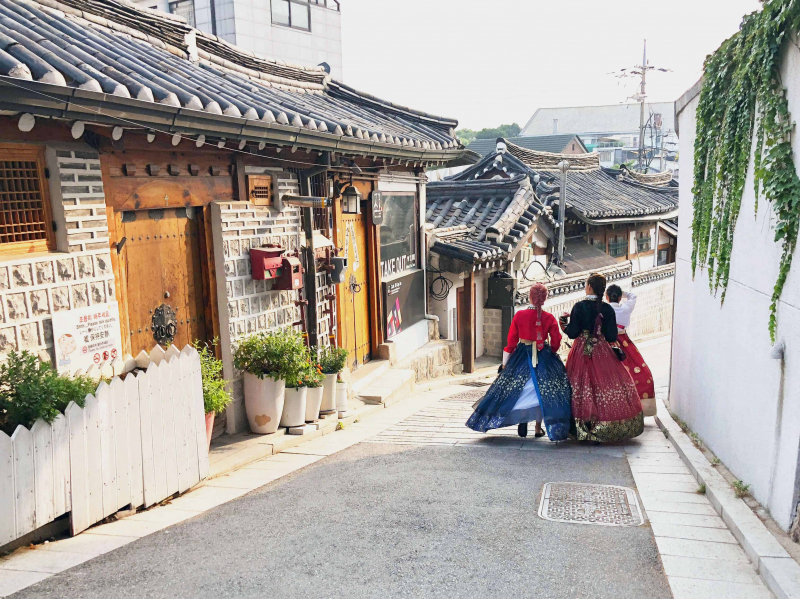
[
  {"x1": 371, "y1": 191, "x2": 383, "y2": 225},
  {"x1": 51, "y1": 301, "x2": 123, "y2": 374}
]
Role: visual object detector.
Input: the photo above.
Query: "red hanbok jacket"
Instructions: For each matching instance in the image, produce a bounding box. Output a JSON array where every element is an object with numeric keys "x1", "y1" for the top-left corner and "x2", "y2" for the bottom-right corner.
[{"x1": 504, "y1": 308, "x2": 562, "y2": 354}]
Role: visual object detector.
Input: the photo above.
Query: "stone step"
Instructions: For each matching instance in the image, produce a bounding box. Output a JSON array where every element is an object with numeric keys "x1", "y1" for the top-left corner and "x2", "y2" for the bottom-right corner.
[
  {"x1": 357, "y1": 368, "x2": 416, "y2": 406},
  {"x1": 395, "y1": 339, "x2": 463, "y2": 383}
]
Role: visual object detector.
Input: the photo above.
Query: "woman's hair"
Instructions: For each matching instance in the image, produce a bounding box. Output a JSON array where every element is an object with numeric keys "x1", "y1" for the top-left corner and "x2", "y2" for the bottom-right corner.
[
  {"x1": 586, "y1": 273, "x2": 607, "y2": 301},
  {"x1": 606, "y1": 284, "x2": 623, "y2": 303},
  {"x1": 529, "y1": 283, "x2": 548, "y2": 308}
]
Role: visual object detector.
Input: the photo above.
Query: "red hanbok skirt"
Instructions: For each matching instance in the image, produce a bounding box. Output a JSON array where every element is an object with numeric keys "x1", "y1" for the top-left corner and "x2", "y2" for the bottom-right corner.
[
  {"x1": 617, "y1": 328, "x2": 655, "y2": 401},
  {"x1": 566, "y1": 331, "x2": 644, "y2": 442}
]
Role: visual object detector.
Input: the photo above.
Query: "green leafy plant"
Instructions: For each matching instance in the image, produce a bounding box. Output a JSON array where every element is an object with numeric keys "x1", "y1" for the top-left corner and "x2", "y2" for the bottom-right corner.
[
  {"x1": 303, "y1": 349, "x2": 324, "y2": 389},
  {"x1": 692, "y1": 0, "x2": 800, "y2": 341},
  {"x1": 732, "y1": 480, "x2": 751, "y2": 499},
  {"x1": 697, "y1": 483, "x2": 706, "y2": 495},
  {"x1": 232, "y1": 330, "x2": 308, "y2": 383},
  {"x1": 0, "y1": 351, "x2": 96, "y2": 434},
  {"x1": 712, "y1": 457, "x2": 722, "y2": 466},
  {"x1": 318, "y1": 345, "x2": 348, "y2": 375},
  {"x1": 194, "y1": 339, "x2": 232, "y2": 415}
]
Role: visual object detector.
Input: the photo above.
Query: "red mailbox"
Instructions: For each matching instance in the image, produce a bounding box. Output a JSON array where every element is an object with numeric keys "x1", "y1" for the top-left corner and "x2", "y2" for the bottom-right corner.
[
  {"x1": 250, "y1": 245, "x2": 285, "y2": 280},
  {"x1": 274, "y1": 256, "x2": 304, "y2": 290}
]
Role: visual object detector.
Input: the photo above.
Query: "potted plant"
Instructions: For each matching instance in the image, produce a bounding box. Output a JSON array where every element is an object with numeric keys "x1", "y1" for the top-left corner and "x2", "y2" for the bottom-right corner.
[
  {"x1": 336, "y1": 372, "x2": 348, "y2": 414},
  {"x1": 280, "y1": 366, "x2": 308, "y2": 428},
  {"x1": 233, "y1": 330, "x2": 306, "y2": 434},
  {"x1": 304, "y1": 349, "x2": 325, "y2": 422},
  {"x1": 195, "y1": 339, "x2": 232, "y2": 448},
  {"x1": 319, "y1": 345, "x2": 348, "y2": 413}
]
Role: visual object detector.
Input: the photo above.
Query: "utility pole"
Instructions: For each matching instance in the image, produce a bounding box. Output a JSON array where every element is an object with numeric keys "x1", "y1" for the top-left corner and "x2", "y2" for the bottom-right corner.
[
  {"x1": 638, "y1": 40, "x2": 647, "y2": 173},
  {"x1": 557, "y1": 160, "x2": 570, "y2": 264},
  {"x1": 609, "y1": 41, "x2": 671, "y2": 173}
]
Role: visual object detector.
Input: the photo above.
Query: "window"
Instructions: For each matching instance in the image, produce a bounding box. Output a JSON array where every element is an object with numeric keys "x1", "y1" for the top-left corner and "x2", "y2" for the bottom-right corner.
[
  {"x1": 379, "y1": 194, "x2": 418, "y2": 278},
  {"x1": 608, "y1": 237, "x2": 627, "y2": 258},
  {"x1": 169, "y1": 0, "x2": 195, "y2": 27},
  {"x1": 636, "y1": 232, "x2": 651, "y2": 253},
  {"x1": 0, "y1": 145, "x2": 54, "y2": 255},
  {"x1": 271, "y1": 0, "x2": 311, "y2": 30}
]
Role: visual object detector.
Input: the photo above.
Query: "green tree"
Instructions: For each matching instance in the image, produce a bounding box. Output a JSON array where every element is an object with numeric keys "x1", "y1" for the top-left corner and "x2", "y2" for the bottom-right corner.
[
  {"x1": 475, "y1": 123, "x2": 521, "y2": 140},
  {"x1": 456, "y1": 128, "x2": 476, "y2": 146}
]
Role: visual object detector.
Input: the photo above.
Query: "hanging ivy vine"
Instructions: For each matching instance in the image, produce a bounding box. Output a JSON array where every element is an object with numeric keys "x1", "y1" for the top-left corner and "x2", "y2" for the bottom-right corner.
[{"x1": 692, "y1": 0, "x2": 800, "y2": 341}]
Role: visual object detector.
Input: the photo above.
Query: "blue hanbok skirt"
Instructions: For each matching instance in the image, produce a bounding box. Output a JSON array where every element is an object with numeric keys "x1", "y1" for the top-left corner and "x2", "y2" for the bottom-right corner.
[{"x1": 466, "y1": 342, "x2": 573, "y2": 441}]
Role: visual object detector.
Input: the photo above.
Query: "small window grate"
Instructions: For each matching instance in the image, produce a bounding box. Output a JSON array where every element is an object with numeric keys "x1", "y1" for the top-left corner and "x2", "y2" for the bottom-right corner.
[
  {"x1": 251, "y1": 185, "x2": 270, "y2": 199},
  {"x1": 0, "y1": 160, "x2": 49, "y2": 245}
]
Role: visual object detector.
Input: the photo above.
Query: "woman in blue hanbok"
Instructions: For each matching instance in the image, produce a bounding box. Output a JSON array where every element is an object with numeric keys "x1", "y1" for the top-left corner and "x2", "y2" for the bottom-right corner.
[{"x1": 466, "y1": 283, "x2": 572, "y2": 440}]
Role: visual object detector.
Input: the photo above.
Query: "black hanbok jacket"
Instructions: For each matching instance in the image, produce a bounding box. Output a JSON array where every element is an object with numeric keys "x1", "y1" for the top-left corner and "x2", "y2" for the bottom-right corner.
[{"x1": 564, "y1": 297, "x2": 618, "y2": 342}]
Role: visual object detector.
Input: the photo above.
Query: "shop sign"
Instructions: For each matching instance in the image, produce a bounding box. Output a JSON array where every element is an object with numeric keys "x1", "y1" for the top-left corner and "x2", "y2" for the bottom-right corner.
[
  {"x1": 381, "y1": 252, "x2": 416, "y2": 278},
  {"x1": 372, "y1": 191, "x2": 383, "y2": 225},
  {"x1": 382, "y1": 270, "x2": 425, "y2": 339},
  {"x1": 51, "y1": 301, "x2": 123, "y2": 374}
]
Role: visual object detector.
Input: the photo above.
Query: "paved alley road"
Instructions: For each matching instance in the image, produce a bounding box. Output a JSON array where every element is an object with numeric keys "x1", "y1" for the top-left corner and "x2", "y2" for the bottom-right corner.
[{"x1": 12, "y1": 384, "x2": 672, "y2": 599}]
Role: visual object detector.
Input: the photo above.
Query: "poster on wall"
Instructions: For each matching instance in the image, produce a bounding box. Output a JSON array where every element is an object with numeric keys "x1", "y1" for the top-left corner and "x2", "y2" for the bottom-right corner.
[
  {"x1": 51, "y1": 302, "x2": 123, "y2": 374},
  {"x1": 382, "y1": 270, "x2": 425, "y2": 340}
]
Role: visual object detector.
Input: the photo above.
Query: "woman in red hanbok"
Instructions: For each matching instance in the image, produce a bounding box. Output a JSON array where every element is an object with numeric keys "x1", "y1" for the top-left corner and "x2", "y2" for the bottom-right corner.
[
  {"x1": 560, "y1": 273, "x2": 644, "y2": 442},
  {"x1": 605, "y1": 285, "x2": 656, "y2": 414}
]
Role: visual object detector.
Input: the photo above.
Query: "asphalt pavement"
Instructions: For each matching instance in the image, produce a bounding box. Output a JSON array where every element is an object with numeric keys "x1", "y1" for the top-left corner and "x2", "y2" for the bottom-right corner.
[{"x1": 13, "y1": 385, "x2": 673, "y2": 599}]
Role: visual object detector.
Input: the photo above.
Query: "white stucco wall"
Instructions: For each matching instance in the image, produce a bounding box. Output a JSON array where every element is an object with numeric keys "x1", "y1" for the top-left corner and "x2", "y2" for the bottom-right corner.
[{"x1": 672, "y1": 57, "x2": 800, "y2": 531}]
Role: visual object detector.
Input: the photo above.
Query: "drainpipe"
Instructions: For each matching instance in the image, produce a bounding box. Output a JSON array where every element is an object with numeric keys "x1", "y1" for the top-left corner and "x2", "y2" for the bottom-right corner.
[{"x1": 557, "y1": 160, "x2": 570, "y2": 264}]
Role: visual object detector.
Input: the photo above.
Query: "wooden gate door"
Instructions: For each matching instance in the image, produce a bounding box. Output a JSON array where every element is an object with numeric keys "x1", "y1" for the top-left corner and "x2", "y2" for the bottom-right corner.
[
  {"x1": 122, "y1": 208, "x2": 208, "y2": 354},
  {"x1": 340, "y1": 211, "x2": 371, "y2": 370}
]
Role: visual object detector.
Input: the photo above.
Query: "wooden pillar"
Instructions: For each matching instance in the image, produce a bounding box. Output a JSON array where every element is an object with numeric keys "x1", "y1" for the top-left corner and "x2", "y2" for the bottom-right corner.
[
  {"x1": 461, "y1": 270, "x2": 476, "y2": 373},
  {"x1": 299, "y1": 171, "x2": 318, "y2": 348}
]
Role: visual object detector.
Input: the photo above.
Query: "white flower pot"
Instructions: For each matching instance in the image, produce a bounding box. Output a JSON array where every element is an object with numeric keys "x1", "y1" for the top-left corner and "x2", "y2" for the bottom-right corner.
[
  {"x1": 305, "y1": 386, "x2": 324, "y2": 422},
  {"x1": 280, "y1": 386, "x2": 307, "y2": 428},
  {"x1": 320, "y1": 373, "x2": 338, "y2": 412},
  {"x1": 335, "y1": 381, "x2": 348, "y2": 413},
  {"x1": 243, "y1": 373, "x2": 285, "y2": 434}
]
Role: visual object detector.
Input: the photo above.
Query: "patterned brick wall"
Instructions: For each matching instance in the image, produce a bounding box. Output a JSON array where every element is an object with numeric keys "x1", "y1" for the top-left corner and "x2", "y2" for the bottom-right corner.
[
  {"x1": 211, "y1": 171, "x2": 336, "y2": 434},
  {"x1": 483, "y1": 308, "x2": 504, "y2": 357},
  {"x1": 0, "y1": 148, "x2": 115, "y2": 363}
]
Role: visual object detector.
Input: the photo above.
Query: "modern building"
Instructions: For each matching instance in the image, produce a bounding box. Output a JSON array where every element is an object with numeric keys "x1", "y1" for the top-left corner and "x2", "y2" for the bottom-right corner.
[
  {"x1": 133, "y1": 0, "x2": 344, "y2": 79},
  {"x1": 520, "y1": 103, "x2": 679, "y2": 173}
]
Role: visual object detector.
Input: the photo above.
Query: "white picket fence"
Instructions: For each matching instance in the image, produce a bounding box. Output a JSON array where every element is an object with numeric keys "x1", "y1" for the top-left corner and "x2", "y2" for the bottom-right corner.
[{"x1": 0, "y1": 344, "x2": 209, "y2": 546}]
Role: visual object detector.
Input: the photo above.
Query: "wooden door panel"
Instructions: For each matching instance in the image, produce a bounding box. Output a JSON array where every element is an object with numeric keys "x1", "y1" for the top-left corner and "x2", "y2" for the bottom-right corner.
[
  {"x1": 122, "y1": 208, "x2": 207, "y2": 355},
  {"x1": 340, "y1": 212, "x2": 371, "y2": 370}
]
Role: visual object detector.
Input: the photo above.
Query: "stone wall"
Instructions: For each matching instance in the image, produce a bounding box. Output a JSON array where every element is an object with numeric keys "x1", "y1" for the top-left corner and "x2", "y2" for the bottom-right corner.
[
  {"x1": 483, "y1": 307, "x2": 504, "y2": 357},
  {"x1": 211, "y1": 171, "x2": 336, "y2": 434},
  {"x1": 0, "y1": 147, "x2": 115, "y2": 363}
]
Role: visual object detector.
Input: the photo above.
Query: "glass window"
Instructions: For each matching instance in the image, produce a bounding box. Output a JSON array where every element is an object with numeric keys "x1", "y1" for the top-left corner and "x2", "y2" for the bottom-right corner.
[
  {"x1": 379, "y1": 194, "x2": 418, "y2": 278},
  {"x1": 169, "y1": 0, "x2": 195, "y2": 26},
  {"x1": 271, "y1": 0, "x2": 290, "y2": 26},
  {"x1": 291, "y1": 1, "x2": 310, "y2": 29}
]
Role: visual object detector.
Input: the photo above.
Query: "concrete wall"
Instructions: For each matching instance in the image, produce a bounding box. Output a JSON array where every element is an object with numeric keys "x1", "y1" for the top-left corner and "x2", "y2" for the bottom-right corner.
[
  {"x1": 0, "y1": 145, "x2": 115, "y2": 363},
  {"x1": 211, "y1": 171, "x2": 336, "y2": 434},
  {"x1": 672, "y1": 63, "x2": 800, "y2": 530}
]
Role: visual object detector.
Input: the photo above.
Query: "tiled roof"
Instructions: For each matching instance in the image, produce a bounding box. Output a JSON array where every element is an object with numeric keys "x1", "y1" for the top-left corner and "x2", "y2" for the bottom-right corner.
[
  {"x1": 426, "y1": 173, "x2": 554, "y2": 266},
  {"x1": 447, "y1": 140, "x2": 679, "y2": 221},
  {"x1": 467, "y1": 135, "x2": 587, "y2": 157},
  {"x1": 535, "y1": 169, "x2": 678, "y2": 220},
  {"x1": 0, "y1": 0, "x2": 461, "y2": 158}
]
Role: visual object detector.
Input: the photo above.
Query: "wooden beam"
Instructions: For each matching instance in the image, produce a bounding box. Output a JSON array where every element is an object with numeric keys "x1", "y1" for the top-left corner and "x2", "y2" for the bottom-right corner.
[
  {"x1": 365, "y1": 181, "x2": 383, "y2": 350},
  {"x1": 332, "y1": 196, "x2": 345, "y2": 348},
  {"x1": 197, "y1": 206, "x2": 221, "y2": 356},
  {"x1": 462, "y1": 271, "x2": 476, "y2": 373}
]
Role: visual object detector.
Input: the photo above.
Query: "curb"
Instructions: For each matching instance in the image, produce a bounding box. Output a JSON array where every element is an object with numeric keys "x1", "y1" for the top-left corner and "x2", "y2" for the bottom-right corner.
[{"x1": 654, "y1": 399, "x2": 800, "y2": 599}]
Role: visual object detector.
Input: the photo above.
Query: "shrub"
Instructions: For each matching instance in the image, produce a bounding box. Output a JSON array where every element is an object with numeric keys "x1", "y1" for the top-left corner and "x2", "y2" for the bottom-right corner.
[
  {"x1": 0, "y1": 351, "x2": 96, "y2": 434},
  {"x1": 232, "y1": 329, "x2": 308, "y2": 383},
  {"x1": 319, "y1": 345, "x2": 348, "y2": 374},
  {"x1": 303, "y1": 349, "x2": 324, "y2": 389},
  {"x1": 195, "y1": 340, "x2": 232, "y2": 415},
  {"x1": 732, "y1": 480, "x2": 750, "y2": 499}
]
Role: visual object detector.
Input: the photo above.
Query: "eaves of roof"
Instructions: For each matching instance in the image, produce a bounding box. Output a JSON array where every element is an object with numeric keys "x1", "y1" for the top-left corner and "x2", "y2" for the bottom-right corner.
[{"x1": 0, "y1": 77, "x2": 464, "y2": 161}]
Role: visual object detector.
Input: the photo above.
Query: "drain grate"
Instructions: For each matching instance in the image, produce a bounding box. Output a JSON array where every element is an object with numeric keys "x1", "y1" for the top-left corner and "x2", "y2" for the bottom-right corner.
[
  {"x1": 462, "y1": 381, "x2": 491, "y2": 388},
  {"x1": 538, "y1": 482, "x2": 644, "y2": 527}
]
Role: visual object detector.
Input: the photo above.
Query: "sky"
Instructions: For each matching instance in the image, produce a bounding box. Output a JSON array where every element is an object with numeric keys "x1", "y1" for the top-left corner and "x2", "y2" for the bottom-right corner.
[{"x1": 340, "y1": 0, "x2": 762, "y2": 131}]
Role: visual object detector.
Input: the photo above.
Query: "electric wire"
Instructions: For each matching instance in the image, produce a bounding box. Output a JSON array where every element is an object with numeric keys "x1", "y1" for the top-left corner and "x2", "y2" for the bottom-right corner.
[{"x1": 426, "y1": 264, "x2": 452, "y2": 301}]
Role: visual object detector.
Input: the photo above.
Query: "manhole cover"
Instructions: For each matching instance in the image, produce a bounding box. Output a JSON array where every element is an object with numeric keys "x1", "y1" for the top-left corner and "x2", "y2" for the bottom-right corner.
[
  {"x1": 538, "y1": 482, "x2": 644, "y2": 527},
  {"x1": 462, "y1": 381, "x2": 491, "y2": 388}
]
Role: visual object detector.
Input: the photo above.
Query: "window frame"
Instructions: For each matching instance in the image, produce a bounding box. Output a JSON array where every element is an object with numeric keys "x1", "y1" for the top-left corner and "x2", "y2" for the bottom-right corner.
[
  {"x1": 270, "y1": 0, "x2": 312, "y2": 31},
  {"x1": 168, "y1": 0, "x2": 196, "y2": 27},
  {"x1": 0, "y1": 143, "x2": 56, "y2": 257},
  {"x1": 379, "y1": 192, "x2": 419, "y2": 279}
]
